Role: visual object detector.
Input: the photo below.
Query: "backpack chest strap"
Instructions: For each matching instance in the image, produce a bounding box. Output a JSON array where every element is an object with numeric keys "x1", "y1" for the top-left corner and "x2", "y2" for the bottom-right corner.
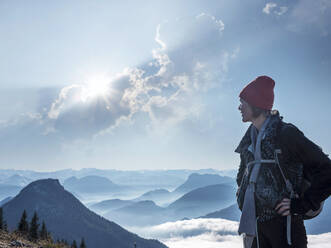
[{"x1": 246, "y1": 159, "x2": 276, "y2": 184}]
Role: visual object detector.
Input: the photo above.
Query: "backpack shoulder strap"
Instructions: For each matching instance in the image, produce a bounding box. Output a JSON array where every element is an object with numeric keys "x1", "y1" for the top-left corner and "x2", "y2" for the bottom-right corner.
[{"x1": 274, "y1": 120, "x2": 295, "y2": 197}]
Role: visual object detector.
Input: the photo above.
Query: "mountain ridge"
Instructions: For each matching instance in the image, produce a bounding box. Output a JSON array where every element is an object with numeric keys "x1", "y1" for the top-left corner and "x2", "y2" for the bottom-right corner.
[{"x1": 2, "y1": 178, "x2": 167, "y2": 248}]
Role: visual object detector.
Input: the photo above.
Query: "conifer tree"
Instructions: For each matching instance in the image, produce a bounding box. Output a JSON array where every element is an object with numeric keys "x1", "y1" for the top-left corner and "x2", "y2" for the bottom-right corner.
[
  {"x1": 3, "y1": 221, "x2": 8, "y2": 232},
  {"x1": 29, "y1": 211, "x2": 39, "y2": 241},
  {"x1": 0, "y1": 207, "x2": 3, "y2": 230},
  {"x1": 39, "y1": 221, "x2": 48, "y2": 239},
  {"x1": 18, "y1": 210, "x2": 29, "y2": 234},
  {"x1": 71, "y1": 240, "x2": 77, "y2": 248},
  {"x1": 79, "y1": 238, "x2": 86, "y2": 248}
]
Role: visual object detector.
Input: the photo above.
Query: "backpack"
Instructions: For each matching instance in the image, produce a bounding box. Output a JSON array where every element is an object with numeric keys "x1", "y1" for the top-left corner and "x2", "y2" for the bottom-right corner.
[{"x1": 275, "y1": 122, "x2": 325, "y2": 220}]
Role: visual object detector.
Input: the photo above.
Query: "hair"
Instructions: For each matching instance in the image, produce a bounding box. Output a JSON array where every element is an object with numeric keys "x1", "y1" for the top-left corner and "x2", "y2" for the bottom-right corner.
[{"x1": 251, "y1": 105, "x2": 271, "y2": 118}]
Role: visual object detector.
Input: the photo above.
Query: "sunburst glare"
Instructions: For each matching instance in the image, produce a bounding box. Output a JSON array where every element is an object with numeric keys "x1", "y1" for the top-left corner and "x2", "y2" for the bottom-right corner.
[{"x1": 81, "y1": 74, "x2": 112, "y2": 102}]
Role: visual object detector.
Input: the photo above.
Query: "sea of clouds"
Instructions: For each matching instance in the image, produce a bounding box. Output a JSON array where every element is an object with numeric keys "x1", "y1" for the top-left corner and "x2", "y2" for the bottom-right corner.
[{"x1": 130, "y1": 218, "x2": 331, "y2": 248}]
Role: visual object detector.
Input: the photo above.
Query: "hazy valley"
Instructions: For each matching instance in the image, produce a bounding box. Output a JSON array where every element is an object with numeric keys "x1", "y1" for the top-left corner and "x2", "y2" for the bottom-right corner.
[{"x1": 0, "y1": 168, "x2": 330, "y2": 248}]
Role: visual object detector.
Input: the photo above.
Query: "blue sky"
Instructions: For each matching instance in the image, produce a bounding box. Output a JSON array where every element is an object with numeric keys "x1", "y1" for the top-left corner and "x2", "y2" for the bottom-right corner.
[{"x1": 0, "y1": 0, "x2": 330, "y2": 171}]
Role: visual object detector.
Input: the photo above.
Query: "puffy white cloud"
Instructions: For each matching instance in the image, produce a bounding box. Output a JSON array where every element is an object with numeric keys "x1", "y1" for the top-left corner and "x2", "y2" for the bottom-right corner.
[
  {"x1": 309, "y1": 233, "x2": 331, "y2": 248},
  {"x1": 164, "y1": 233, "x2": 241, "y2": 248},
  {"x1": 263, "y1": 3, "x2": 277, "y2": 14},
  {"x1": 130, "y1": 218, "x2": 242, "y2": 248},
  {"x1": 47, "y1": 72, "x2": 134, "y2": 138},
  {"x1": 0, "y1": 13, "x2": 239, "y2": 167},
  {"x1": 135, "y1": 218, "x2": 238, "y2": 238},
  {"x1": 44, "y1": 13, "x2": 236, "y2": 138},
  {"x1": 263, "y1": 3, "x2": 288, "y2": 16}
]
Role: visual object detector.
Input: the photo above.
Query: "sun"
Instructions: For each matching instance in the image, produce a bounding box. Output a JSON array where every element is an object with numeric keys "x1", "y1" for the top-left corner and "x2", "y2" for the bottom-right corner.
[{"x1": 81, "y1": 75, "x2": 111, "y2": 102}]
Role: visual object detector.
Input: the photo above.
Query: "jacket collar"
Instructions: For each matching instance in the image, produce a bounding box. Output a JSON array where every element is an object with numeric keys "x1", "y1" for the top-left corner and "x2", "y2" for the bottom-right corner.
[{"x1": 235, "y1": 113, "x2": 282, "y2": 154}]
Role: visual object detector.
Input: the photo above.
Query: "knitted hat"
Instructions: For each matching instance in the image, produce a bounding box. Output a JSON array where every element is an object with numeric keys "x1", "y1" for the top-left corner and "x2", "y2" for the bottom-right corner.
[{"x1": 239, "y1": 75, "x2": 275, "y2": 110}]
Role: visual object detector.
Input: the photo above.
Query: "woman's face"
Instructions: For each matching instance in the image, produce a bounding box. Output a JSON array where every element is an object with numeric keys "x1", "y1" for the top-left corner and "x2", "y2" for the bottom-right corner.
[{"x1": 238, "y1": 99, "x2": 254, "y2": 123}]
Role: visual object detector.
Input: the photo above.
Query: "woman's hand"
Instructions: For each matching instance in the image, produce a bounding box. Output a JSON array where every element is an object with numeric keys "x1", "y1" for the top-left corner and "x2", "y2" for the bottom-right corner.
[{"x1": 275, "y1": 198, "x2": 291, "y2": 216}]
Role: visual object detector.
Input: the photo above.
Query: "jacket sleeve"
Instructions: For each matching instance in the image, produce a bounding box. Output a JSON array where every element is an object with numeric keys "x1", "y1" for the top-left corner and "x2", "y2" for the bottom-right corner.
[{"x1": 281, "y1": 125, "x2": 331, "y2": 214}]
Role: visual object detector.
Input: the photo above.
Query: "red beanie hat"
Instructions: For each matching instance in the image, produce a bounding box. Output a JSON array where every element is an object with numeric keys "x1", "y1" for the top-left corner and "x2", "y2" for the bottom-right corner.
[{"x1": 239, "y1": 75, "x2": 275, "y2": 110}]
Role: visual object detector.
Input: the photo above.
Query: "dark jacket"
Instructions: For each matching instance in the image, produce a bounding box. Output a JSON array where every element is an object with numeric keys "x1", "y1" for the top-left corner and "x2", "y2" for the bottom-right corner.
[
  {"x1": 279, "y1": 122, "x2": 331, "y2": 214},
  {"x1": 236, "y1": 113, "x2": 331, "y2": 220}
]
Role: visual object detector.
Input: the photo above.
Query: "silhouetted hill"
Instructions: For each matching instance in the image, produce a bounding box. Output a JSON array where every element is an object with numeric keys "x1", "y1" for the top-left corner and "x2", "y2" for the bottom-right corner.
[
  {"x1": 116, "y1": 200, "x2": 165, "y2": 215},
  {"x1": 105, "y1": 201, "x2": 167, "y2": 227},
  {"x1": 101, "y1": 184, "x2": 237, "y2": 227},
  {"x1": 89, "y1": 199, "x2": 134, "y2": 213},
  {"x1": 63, "y1": 175, "x2": 125, "y2": 194},
  {"x1": 0, "y1": 168, "x2": 236, "y2": 191},
  {"x1": 168, "y1": 183, "x2": 236, "y2": 218},
  {"x1": 2, "y1": 179, "x2": 167, "y2": 248},
  {"x1": 173, "y1": 173, "x2": 235, "y2": 194},
  {"x1": 133, "y1": 189, "x2": 176, "y2": 206},
  {"x1": 135, "y1": 189, "x2": 170, "y2": 200},
  {"x1": 200, "y1": 204, "x2": 241, "y2": 221}
]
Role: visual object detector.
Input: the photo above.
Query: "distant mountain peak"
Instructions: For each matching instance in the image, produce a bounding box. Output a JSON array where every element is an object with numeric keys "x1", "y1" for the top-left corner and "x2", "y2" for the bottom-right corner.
[
  {"x1": 26, "y1": 178, "x2": 61, "y2": 187},
  {"x1": 63, "y1": 175, "x2": 120, "y2": 194},
  {"x1": 188, "y1": 173, "x2": 200, "y2": 178},
  {"x1": 174, "y1": 173, "x2": 234, "y2": 194},
  {"x1": 20, "y1": 178, "x2": 64, "y2": 195},
  {"x1": 188, "y1": 173, "x2": 226, "y2": 180}
]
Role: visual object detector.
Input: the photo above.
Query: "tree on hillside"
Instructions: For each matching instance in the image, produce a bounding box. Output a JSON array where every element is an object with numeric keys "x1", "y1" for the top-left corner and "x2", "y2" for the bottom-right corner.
[
  {"x1": 39, "y1": 220, "x2": 49, "y2": 240},
  {"x1": 71, "y1": 240, "x2": 77, "y2": 248},
  {"x1": 18, "y1": 210, "x2": 29, "y2": 234},
  {"x1": 79, "y1": 238, "x2": 86, "y2": 248},
  {"x1": 29, "y1": 211, "x2": 39, "y2": 241},
  {"x1": 3, "y1": 220, "x2": 8, "y2": 232},
  {"x1": 0, "y1": 207, "x2": 3, "y2": 230}
]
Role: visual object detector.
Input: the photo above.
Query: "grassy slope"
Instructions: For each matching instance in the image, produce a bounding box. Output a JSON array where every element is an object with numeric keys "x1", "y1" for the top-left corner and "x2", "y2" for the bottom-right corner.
[{"x1": 0, "y1": 230, "x2": 69, "y2": 248}]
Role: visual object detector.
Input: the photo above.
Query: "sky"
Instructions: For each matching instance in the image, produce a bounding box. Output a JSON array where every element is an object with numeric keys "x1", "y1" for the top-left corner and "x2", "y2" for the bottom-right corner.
[{"x1": 0, "y1": 0, "x2": 330, "y2": 171}]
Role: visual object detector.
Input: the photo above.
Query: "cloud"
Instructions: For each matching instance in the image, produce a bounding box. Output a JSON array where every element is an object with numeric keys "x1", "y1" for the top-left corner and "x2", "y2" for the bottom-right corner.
[
  {"x1": 0, "y1": 112, "x2": 64, "y2": 166},
  {"x1": 47, "y1": 74, "x2": 132, "y2": 138},
  {"x1": 0, "y1": 13, "x2": 239, "y2": 168},
  {"x1": 263, "y1": 3, "x2": 277, "y2": 14},
  {"x1": 275, "y1": 6, "x2": 288, "y2": 16},
  {"x1": 130, "y1": 218, "x2": 331, "y2": 248},
  {"x1": 163, "y1": 234, "x2": 241, "y2": 248},
  {"x1": 44, "y1": 13, "x2": 235, "y2": 137},
  {"x1": 263, "y1": 3, "x2": 288, "y2": 16},
  {"x1": 131, "y1": 218, "x2": 242, "y2": 248},
  {"x1": 263, "y1": 1, "x2": 330, "y2": 35},
  {"x1": 309, "y1": 233, "x2": 331, "y2": 248},
  {"x1": 135, "y1": 218, "x2": 239, "y2": 238}
]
